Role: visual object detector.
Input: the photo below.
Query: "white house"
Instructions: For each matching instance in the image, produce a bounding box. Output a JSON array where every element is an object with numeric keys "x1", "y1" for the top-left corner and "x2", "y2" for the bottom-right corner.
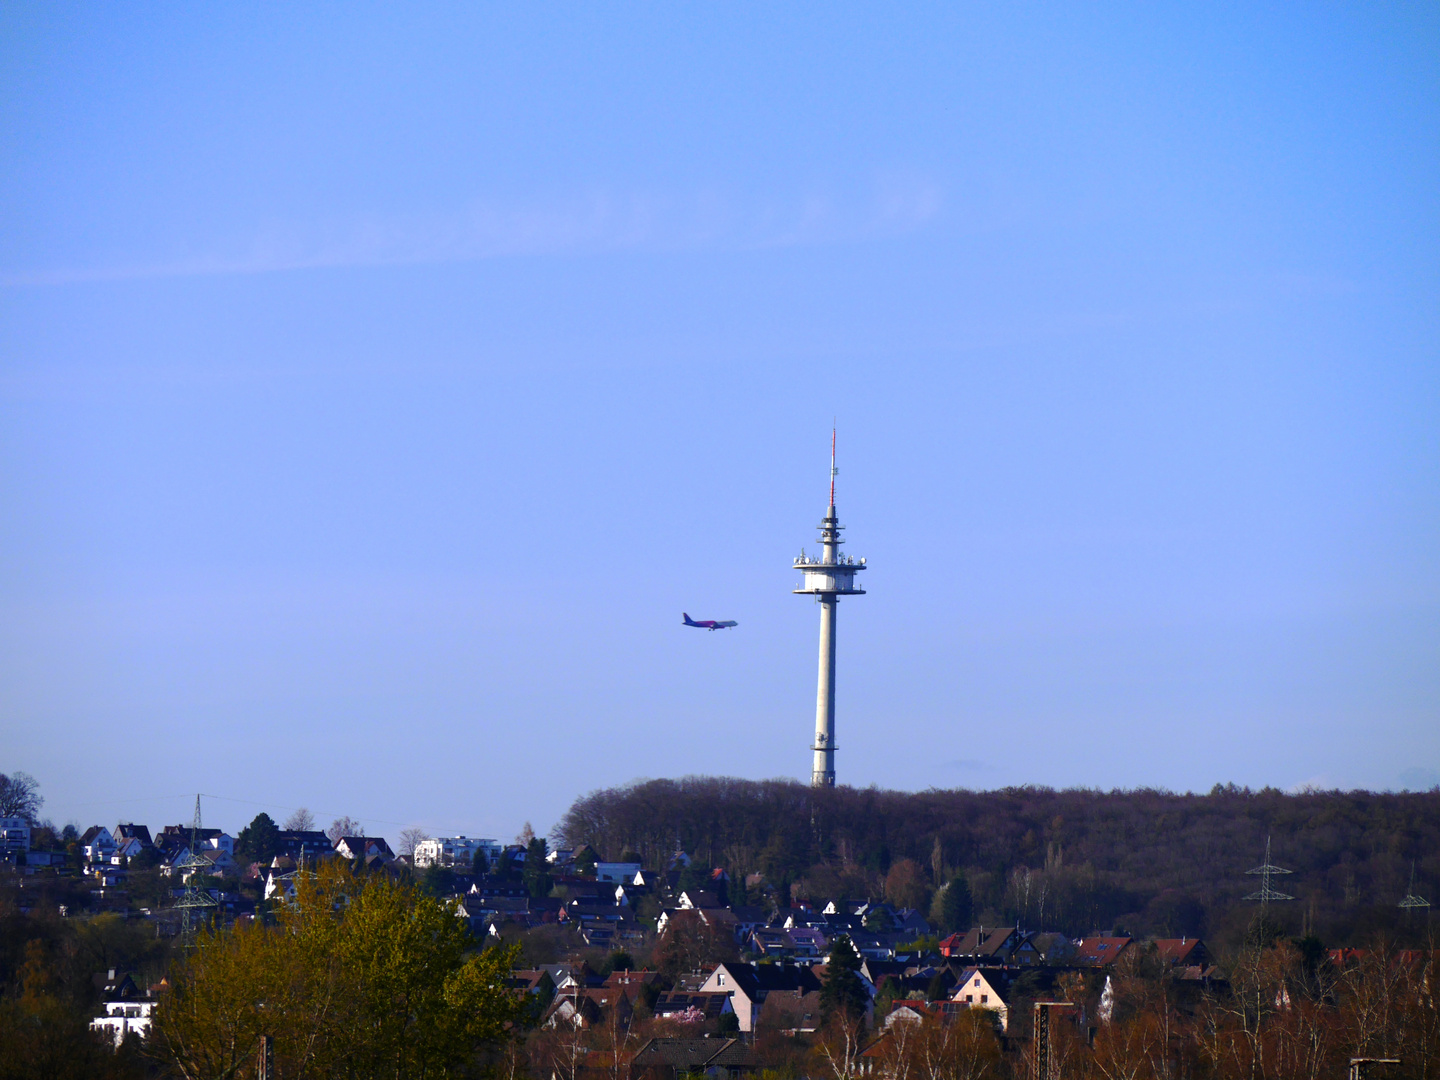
[
  {"x1": 0, "y1": 817, "x2": 30, "y2": 857},
  {"x1": 951, "y1": 968, "x2": 1010, "y2": 1031},
  {"x1": 413, "y1": 836, "x2": 502, "y2": 869},
  {"x1": 91, "y1": 999, "x2": 155, "y2": 1045},
  {"x1": 111, "y1": 836, "x2": 148, "y2": 863},
  {"x1": 335, "y1": 836, "x2": 395, "y2": 862},
  {"x1": 81, "y1": 826, "x2": 117, "y2": 863}
]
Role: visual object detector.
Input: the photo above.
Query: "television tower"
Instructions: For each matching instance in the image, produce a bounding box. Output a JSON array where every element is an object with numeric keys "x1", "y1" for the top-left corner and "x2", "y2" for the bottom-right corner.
[{"x1": 794, "y1": 429, "x2": 866, "y2": 787}]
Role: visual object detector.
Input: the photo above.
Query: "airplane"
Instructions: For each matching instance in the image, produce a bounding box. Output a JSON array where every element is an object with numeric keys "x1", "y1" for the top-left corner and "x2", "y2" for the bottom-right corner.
[{"x1": 683, "y1": 613, "x2": 738, "y2": 631}]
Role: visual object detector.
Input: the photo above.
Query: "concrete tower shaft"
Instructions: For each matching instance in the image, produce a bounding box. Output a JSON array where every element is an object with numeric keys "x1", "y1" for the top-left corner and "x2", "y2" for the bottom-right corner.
[{"x1": 793, "y1": 434, "x2": 866, "y2": 787}]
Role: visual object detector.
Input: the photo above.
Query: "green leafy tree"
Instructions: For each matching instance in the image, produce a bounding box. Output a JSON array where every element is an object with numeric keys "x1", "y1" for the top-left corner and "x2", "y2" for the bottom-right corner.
[
  {"x1": 819, "y1": 934, "x2": 869, "y2": 1027},
  {"x1": 0, "y1": 939, "x2": 147, "y2": 1079},
  {"x1": 152, "y1": 861, "x2": 524, "y2": 1079},
  {"x1": 472, "y1": 848, "x2": 490, "y2": 878}
]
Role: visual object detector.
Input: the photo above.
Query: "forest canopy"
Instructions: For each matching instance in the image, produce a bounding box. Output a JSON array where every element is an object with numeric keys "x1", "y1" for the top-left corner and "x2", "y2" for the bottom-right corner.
[{"x1": 557, "y1": 778, "x2": 1440, "y2": 946}]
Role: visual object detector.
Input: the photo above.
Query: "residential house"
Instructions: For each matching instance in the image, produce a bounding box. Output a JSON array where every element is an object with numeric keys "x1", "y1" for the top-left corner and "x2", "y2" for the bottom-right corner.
[
  {"x1": 749, "y1": 927, "x2": 796, "y2": 957},
  {"x1": 938, "y1": 927, "x2": 1018, "y2": 963},
  {"x1": 629, "y1": 1037, "x2": 755, "y2": 1080},
  {"x1": 787, "y1": 927, "x2": 826, "y2": 957},
  {"x1": 677, "y1": 890, "x2": 721, "y2": 910},
  {"x1": 89, "y1": 970, "x2": 156, "y2": 1046},
  {"x1": 754, "y1": 989, "x2": 822, "y2": 1033},
  {"x1": 0, "y1": 817, "x2": 30, "y2": 859},
  {"x1": 1154, "y1": 937, "x2": 1209, "y2": 968},
  {"x1": 605, "y1": 969, "x2": 661, "y2": 994},
  {"x1": 883, "y1": 1002, "x2": 938, "y2": 1029},
  {"x1": 544, "y1": 986, "x2": 634, "y2": 1030},
  {"x1": 729, "y1": 906, "x2": 770, "y2": 941},
  {"x1": 114, "y1": 823, "x2": 153, "y2": 848},
  {"x1": 111, "y1": 836, "x2": 148, "y2": 863},
  {"x1": 698, "y1": 962, "x2": 823, "y2": 1033},
  {"x1": 652, "y1": 991, "x2": 735, "y2": 1024},
  {"x1": 111, "y1": 824, "x2": 153, "y2": 863},
  {"x1": 656, "y1": 906, "x2": 737, "y2": 942},
  {"x1": 334, "y1": 836, "x2": 395, "y2": 862},
  {"x1": 596, "y1": 861, "x2": 643, "y2": 883},
  {"x1": 80, "y1": 826, "x2": 117, "y2": 864},
  {"x1": 951, "y1": 968, "x2": 1011, "y2": 1031},
  {"x1": 91, "y1": 998, "x2": 156, "y2": 1046},
  {"x1": 156, "y1": 825, "x2": 235, "y2": 857},
  {"x1": 413, "y1": 835, "x2": 501, "y2": 868},
  {"x1": 1074, "y1": 936, "x2": 1132, "y2": 967},
  {"x1": 892, "y1": 909, "x2": 933, "y2": 937},
  {"x1": 506, "y1": 969, "x2": 557, "y2": 1008}
]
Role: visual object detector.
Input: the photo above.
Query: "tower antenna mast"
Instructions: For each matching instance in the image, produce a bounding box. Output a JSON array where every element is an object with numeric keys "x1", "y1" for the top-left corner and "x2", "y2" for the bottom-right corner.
[
  {"x1": 795, "y1": 427, "x2": 867, "y2": 787},
  {"x1": 173, "y1": 793, "x2": 218, "y2": 941},
  {"x1": 1243, "y1": 834, "x2": 1295, "y2": 907},
  {"x1": 829, "y1": 426, "x2": 837, "y2": 508},
  {"x1": 1399, "y1": 861, "x2": 1430, "y2": 911}
]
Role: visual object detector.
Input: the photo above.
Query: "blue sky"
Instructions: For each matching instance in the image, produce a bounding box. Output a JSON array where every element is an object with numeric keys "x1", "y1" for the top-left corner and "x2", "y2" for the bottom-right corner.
[{"x1": 2, "y1": 5, "x2": 1436, "y2": 841}]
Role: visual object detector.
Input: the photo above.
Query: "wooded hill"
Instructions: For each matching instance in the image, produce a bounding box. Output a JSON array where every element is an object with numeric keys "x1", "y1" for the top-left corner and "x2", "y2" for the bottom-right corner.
[{"x1": 557, "y1": 778, "x2": 1440, "y2": 949}]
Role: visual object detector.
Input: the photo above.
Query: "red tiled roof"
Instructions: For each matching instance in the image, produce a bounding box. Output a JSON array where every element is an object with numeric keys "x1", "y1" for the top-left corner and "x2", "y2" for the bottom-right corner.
[{"x1": 1074, "y1": 937, "x2": 1131, "y2": 966}]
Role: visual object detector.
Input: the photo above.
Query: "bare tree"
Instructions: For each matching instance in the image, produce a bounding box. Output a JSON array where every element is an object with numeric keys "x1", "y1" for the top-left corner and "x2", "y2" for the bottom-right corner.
[
  {"x1": 326, "y1": 816, "x2": 365, "y2": 845},
  {"x1": 815, "y1": 1013, "x2": 867, "y2": 1080},
  {"x1": 0, "y1": 772, "x2": 43, "y2": 823},
  {"x1": 398, "y1": 827, "x2": 427, "y2": 860},
  {"x1": 284, "y1": 807, "x2": 316, "y2": 832}
]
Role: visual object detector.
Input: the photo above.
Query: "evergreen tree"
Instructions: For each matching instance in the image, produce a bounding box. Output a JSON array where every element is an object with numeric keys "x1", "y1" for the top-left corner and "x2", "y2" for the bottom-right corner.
[
  {"x1": 471, "y1": 848, "x2": 489, "y2": 878},
  {"x1": 574, "y1": 845, "x2": 598, "y2": 877},
  {"x1": 235, "y1": 813, "x2": 279, "y2": 867},
  {"x1": 523, "y1": 837, "x2": 551, "y2": 899},
  {"x1": 939, "y1": 874, "x2": 973, "y2": 933},
  {"x1": 819, "y1": 934, "x2": 869, "y2": 1026}
]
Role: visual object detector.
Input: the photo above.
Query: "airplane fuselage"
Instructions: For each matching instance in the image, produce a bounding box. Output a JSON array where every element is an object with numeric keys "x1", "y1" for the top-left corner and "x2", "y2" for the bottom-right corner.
[{"x1": 683, "y1": 613, "x2": 738, "y2": 631}]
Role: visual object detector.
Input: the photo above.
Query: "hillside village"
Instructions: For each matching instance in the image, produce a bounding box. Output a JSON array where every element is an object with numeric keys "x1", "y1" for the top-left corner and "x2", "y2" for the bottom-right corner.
[{"x1": 9, "y1": 807, "x2": 1436, "y2": 1080}]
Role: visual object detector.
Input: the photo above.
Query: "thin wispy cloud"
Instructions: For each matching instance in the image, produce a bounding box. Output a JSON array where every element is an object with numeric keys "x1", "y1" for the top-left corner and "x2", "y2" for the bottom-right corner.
[{"x1": 2, "y1": 177, "x2": 945, "y2": 287}]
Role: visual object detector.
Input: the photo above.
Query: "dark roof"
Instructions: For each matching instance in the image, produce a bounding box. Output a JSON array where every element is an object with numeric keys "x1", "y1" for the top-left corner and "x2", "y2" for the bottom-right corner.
[
  {"x1": 756, "y1": 989, "x2": 822, "y2": 1031},
  {"x1": 730, "y1": 905, "x2": 770, "y2": 924},
  {"x1": 940, "y1": 927, "x2": 1016, "y2": 957},
  {"x1": 114, "y1": 824, "x2": 152, "y2": 845},
  {"x1": 717, "y1": 962, "x2": 821, "y2": 1001},
  {"x1": 631, "y1": 1038, "x2": 754, "y2": 1071},
  {"x1": 604, "y1": 969, "x2": 660, "y2": 989}
]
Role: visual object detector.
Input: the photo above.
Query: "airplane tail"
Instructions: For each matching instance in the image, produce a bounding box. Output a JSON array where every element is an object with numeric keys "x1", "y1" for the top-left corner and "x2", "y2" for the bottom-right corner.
[{"x1": 683, "y1": 613, "x2": 696, "y2": 626}]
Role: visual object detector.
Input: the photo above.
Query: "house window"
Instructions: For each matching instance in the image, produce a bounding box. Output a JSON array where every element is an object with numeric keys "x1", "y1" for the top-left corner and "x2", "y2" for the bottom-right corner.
[
  {"x1": 974, "y1": 979, "x2": 981, "y2": 986},
  {"x1": 965, "y1": 995, "x2": 973, "y2": 1002},
  {"x1": 718, "y1": 973, "x2": 725, "y2": 985},
  {"x1": 981, "y1": 995, "x2": 988, "y2": 1004}
]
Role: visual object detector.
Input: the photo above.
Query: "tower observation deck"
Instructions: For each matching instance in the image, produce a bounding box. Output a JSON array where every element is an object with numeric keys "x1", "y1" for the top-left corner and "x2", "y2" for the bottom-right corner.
[{"x1": 794, "y1": 430, "x2": 866, "y2": 787}]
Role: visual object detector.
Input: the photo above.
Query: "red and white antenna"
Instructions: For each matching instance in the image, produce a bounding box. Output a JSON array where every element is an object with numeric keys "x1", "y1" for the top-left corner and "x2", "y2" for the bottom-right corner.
[{"x1": 829, "y1": 425, "x2": 837, "y2": 508}]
